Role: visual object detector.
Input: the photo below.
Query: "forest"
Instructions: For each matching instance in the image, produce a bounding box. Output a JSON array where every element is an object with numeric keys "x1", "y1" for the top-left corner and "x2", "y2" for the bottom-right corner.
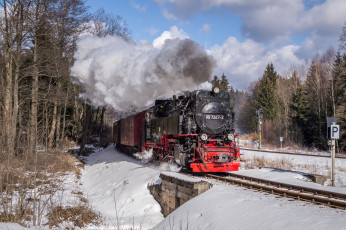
[
  {"x1": 0, "y1": 0, "x2": 345, "y2": 162},
  {"x1": 0, "y1": 0, "x2": 130, "y2": 159},
  {"x1": 235, "y1": 38, "x2": 346, "y2": 152}
]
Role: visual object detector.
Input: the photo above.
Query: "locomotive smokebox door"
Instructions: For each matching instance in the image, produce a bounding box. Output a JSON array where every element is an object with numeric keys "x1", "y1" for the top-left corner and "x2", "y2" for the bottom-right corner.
[{"x1": 195, "y1": 91, "x2": 230, "y2": 134}]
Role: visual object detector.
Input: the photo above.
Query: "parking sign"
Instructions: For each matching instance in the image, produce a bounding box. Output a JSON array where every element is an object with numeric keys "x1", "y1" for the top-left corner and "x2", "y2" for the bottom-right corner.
[{"x1": 330, "y1": 125, "x2": 340, "y2": 139}]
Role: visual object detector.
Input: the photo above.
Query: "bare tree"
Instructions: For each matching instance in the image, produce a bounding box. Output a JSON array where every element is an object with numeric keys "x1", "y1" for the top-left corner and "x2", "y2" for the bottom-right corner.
[
  {"x1": 0, "y1": 0, "x2": 32, "y2": 156},
  {"x1": 46, "y1": 0, "x2": 88, "y2": 149}
]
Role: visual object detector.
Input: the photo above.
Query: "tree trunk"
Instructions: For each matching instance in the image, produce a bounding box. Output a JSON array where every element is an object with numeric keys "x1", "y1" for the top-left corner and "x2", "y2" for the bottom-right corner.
[
  {"x1": 99, "y1": 107, "x2": 106, "y2": 134},
  {"x1": 56, "y1": 106, "x2": 61, "y2": 146},
  {"x1": 48, "y1": 98, "x2": 58, "y2": 149},
  {"x1": 29, "y1": 39, "x2": 39, "y2": 155},
  {"x1": 4, "y1": 54, "x2": 14, "y2": 157},
  {"x1": 80, "y1": 104, "x2": 92, "y2": 155},
  {"x1": 61, "y1": 90, "x2": 68, "y2": 141}
]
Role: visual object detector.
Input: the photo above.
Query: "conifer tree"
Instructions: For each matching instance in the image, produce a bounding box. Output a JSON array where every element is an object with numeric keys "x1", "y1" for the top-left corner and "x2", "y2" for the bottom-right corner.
[
  {"x1": 290, "y1": 80, "x2": 310, "y2": 145},
  {"x1": 211, "y1": 75, "x2": 220, "y2": 88},
  {"x1": 255, "y1": 63, "x2": 278, "y2": 120},
  {"x1": 220, "y1": 73, "x2": 229, "y2": 92}
]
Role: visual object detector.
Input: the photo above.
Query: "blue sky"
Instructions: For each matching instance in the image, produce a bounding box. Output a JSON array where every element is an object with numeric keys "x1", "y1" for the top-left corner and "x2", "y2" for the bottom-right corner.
[
  {"x1": 85, "y1": 0, "x2": 346, "y2": 89},
  {"x1": 87, "y1": 0, "x2": 244, "y2": 46}
]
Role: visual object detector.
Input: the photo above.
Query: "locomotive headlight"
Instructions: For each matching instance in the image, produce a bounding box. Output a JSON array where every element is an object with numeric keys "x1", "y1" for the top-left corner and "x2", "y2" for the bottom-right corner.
[
  {"x1": 227, "y1": 134, "x2": 234, "y2": 141},
  {"x1": 200, "y1": 133, "x2": 208, "y2": 141},
  {"x1": 213, "y1": 87, "x2": 220, "y2": 94}
]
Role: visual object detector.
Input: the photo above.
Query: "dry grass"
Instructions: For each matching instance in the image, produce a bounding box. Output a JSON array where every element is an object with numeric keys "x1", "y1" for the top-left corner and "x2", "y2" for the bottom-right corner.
[
  {"x1": 47, "y1": 205, "x2": 101, "y2": 229},
  {"x1": 239, "y1": 132, "x2": 258, "y2": 142},
  {"x1": 337, "y1": 176, "x2": 345, "y2": 187},
  {"x1": 338, "y1": 167, "x2": 346, "y2": 173},
  {"x1": 242, "y1": 155, "x2": 322, "y2": 175},
  {"x1": 239, "y1": 132, "x2": 306, "y2": 151},
  {"x1": 243, "y1": 155, "x2": 294, "y2": 170},
  {"x1": 0, "y1": 147, "x2": 99, "y2": 228}
]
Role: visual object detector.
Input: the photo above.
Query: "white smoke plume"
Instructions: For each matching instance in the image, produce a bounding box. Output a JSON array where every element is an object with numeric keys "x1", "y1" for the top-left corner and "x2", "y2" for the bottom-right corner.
[
  {"x1": 134, "y1": 149, "x2": 153, "y2": 163},
  {"x1": 71, "y1": 36, "x2": 215, "y2": 111}
]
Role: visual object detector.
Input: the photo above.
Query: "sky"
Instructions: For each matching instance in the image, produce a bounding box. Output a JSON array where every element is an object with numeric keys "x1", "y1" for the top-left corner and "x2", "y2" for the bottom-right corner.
[{"x1": 85, "y1": 0, "x2": 346, "y2": 90}]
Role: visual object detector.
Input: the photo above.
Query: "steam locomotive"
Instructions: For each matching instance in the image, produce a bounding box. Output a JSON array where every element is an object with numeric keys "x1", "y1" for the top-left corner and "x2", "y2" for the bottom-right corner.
[{"x1": 113, "y1": 87, "x2": 240, "y2": 172}]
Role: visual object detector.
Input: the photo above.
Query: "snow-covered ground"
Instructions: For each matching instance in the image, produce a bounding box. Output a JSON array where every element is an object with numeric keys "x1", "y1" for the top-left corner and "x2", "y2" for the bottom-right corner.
[
  {"x1": 2, "y1": 145, "x2": 346, "y2": 230},
  {"x1": 81, "y1": 146, "x2": 164, "y2": 229},
  {"x1": 238, "y1": 139, "x2": 332, "y2": 156},
  {"x1": 82, "y1": 146, "x2": 346, "y2": 230},
  {"x1": 241, "y1": 149, "x2": 346, "y2": 188}
]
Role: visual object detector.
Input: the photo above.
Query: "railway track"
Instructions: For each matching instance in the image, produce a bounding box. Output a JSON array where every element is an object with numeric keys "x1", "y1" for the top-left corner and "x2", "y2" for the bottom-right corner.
[
  {"x1": 240, "y1": 147, "x2": 346, "y2": 159},
  {"x1": 186, "y1": 171, "x2": 346, "y2": 210}
]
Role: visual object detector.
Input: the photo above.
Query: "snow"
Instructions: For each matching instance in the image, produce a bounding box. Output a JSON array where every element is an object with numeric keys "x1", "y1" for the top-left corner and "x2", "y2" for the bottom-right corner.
[
  {"x1": 161, "y1": 172, "x2": 202, "y2": 183},
  {"x1": 153, "y1": 183, "x2": 346, "y2": 230},
  {"x1": 79, "y1": 145, "x2": 346, "y2": 230},
  {"x1": 242, "y1": 149, "x2": 346, "y2": 188},
  {"x1": 232, "y1": 168, "x2": 346, "y2": 194},
  {"x1": 3, "y1": 145, "x2": 346, "y2": 229},
  {"x1": 0, "y1": 223, "x2": 42, "y2": 230},
  {"x1": 81, "y1": 145, "x2": 164, "y2": 229}
]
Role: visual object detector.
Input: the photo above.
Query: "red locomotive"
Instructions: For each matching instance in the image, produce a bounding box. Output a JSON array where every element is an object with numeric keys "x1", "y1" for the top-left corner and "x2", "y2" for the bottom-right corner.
[{"x1": 113, "y1": 87, "x2": 240, "y2": 172}]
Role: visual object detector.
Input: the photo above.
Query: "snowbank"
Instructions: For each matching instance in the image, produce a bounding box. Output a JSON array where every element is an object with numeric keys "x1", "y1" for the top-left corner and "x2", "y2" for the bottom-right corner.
[{"x1": 81, "y1": 145, "x2": 164, "y2": 229}]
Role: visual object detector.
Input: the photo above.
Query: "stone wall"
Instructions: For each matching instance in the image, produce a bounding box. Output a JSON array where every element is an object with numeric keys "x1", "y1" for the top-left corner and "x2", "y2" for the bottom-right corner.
[{"x1": 148, "y1": 173, "x2": 212, "y2": 217}]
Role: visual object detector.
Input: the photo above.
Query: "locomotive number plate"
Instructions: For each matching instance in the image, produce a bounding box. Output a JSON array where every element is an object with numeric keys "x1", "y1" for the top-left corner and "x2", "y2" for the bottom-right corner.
[{"x1": 205, "y1": 114, "x2": 225, "y2": 120}]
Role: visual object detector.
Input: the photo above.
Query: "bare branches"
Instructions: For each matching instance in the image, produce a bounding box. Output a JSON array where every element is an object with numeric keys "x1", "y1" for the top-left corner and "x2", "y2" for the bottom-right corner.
[{"x1": 91, "y1": 8, "x2": 131, "y2": 39}]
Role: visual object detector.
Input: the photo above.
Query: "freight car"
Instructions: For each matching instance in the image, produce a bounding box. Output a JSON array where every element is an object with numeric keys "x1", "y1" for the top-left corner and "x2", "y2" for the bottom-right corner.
[{"x1": 113, "y1": 87, "x2": 240, "y2": 172}]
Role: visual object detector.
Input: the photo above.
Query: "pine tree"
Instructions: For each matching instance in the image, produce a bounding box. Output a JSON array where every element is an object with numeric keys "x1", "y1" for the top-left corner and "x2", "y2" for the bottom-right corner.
[
  {"x1": 220, "y1": 73, "x2": 229, "y2": 92},
  {"x1": 255, "y1": 63, "x2": 278, "y2": 120},
  {"x1": 290, "y1": 80, "x2": 310, "y2": 145},
  {"x1": 339, "y1": 22, "x2": 346, "y2": 52},
  {"x1": 211, "y1": 75, "x2": 220, "y2": 89}
]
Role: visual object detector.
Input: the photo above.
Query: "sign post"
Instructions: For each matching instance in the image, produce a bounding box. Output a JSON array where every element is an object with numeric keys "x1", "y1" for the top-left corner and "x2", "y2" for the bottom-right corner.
[
  {"x1": 280, "y1": 137, "x2": 283, "y2": 149},
  {"x1": 328, "y1": 118, "x2": 340, "y2": 186},
  {"x1": 256, "y1": 108, "x2": 263, "y2": 149}
]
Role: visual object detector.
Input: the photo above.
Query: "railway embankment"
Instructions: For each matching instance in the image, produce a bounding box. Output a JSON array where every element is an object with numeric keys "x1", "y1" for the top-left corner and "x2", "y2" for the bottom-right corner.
[{"x1": 148, "y1": 172, "x2": 212, "y2": 216}]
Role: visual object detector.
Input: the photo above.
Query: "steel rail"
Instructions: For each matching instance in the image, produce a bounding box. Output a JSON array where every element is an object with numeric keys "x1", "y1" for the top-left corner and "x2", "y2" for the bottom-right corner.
[
  {"x1": 240, "y1": 147, "x2": 346, "y2": 159},
  {"x1": 224, "y1": 172, "x2": 346, "y2": 200},
  {"x1": 180, "y1": 169, "x2": 346, "y2": 210},
  {"x1": 202, "y1": 173, "x2": 346, "y2": 210}
]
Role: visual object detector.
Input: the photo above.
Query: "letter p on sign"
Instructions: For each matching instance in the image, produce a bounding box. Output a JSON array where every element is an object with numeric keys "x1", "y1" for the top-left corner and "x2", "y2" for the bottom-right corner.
[{"x1": 331, "y1": 125, "x2": 340, "y2": 139}]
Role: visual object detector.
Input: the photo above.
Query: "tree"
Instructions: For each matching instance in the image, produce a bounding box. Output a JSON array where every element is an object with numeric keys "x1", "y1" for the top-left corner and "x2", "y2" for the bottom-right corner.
[
  {"x1": 256, "y1": 63, "x2": 278, "y2": 121},
  {"x1": 290, "y1": 80, "x2": 310, "y2": 145},
  {"x1": 304, "y1": 53, "x2": 333, "y2": 149},
  {"x1": 90, "y1": 8, "x2": 131, "y2": 39},
  {"x1": 333, "y1": 53, "x2": 346, "y2": 152},
  {"x1": 219, "y1": 73, "x2": 229, "y2": 92},
  {"x1": 46, "y1": 0, "x2": 88, "y2": 149},
  {"x1": 0, "y1": 0, "x2": 32, "y2": 156},
  {"x1": 238, "y1": 81, "x2": 259, "y2": 132},
  {"x1": 211, "y1": 75, "x2": 220, "y2": 89},
  {"x1": 339, "y1": 22, "x2": 346, "y2": 52}
]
